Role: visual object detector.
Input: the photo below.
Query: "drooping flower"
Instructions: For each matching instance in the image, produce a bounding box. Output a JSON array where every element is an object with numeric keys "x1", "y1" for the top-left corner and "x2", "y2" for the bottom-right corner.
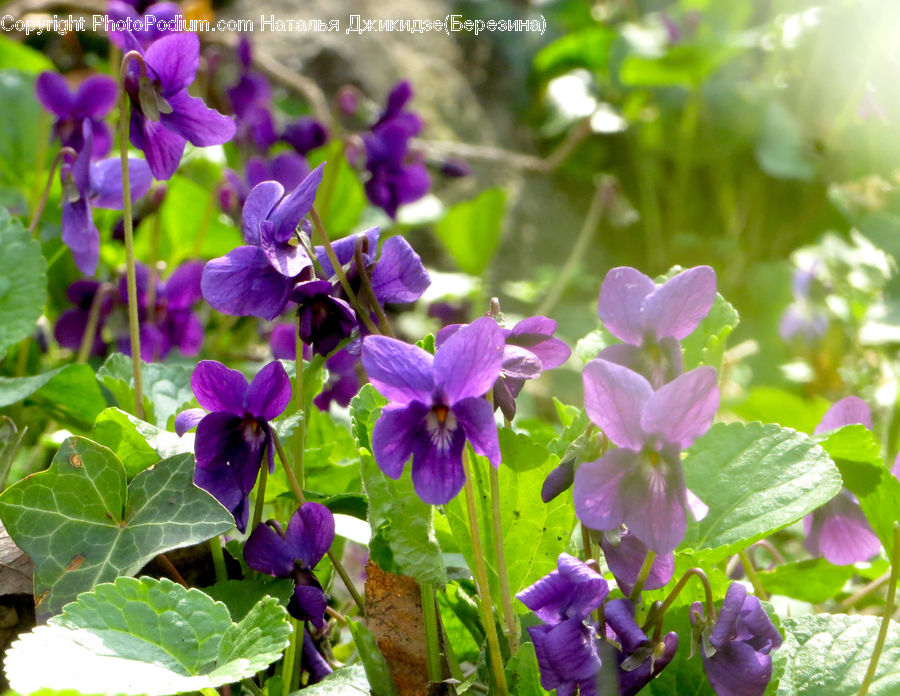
[
  {"x1": 54, "y1": 280, "x2": 114, "y2": 356},
  {"x1": 314, "y1": 349, "x2": 361, "y2": 411},
  {"x1": 35, "y1": 72, "x2": 117, "y2": 157},
  {"x1": 596, "y1": 266, "x2": 716, "y2": 387},
  {"x1": 604, "y1": 598, "x2": 679, "y2": 696},
  {"x1": 690, "y1": 583, "x2": 782, "y2": 696},
  {"x1": 283, "y1": 117, "x2": 329, "y2": 156},
  {"x1": 573, "y1": 359, "x2": 719, "y2": 554},
  {"x1": 201, "y1": 165, "x2": 324, "y2": 319},
  {"x1": 803, "y1": 396, "x2": 883, "y2": 565},
  {"x1": 60, "y1": 122, "x2": 152, "y2": 274},
  {"x1": 175, "y1": 360, "x2": 291, "y2": 531},
  {"x1": 599, "y1": 528, "x2": 674, "y2": 595},
  {"x1": 107, "y1": 0, "x2": 181, "y2": 48},
  {"x1": 361, "y1": 317, "x2": 504, "y2": 504},
  {"x1": 244, "y1": 502, "x2": 334, "y2": 628},
  {"x1": 517, "y1": 553, "x2": 609, "y2": 696},
  {"x1": 301, "y1": 632, "x2": 333, "y2": 684},
  {"x1": 123, "y1": 31, "x2": 236, "y2": 180},
  {"x1": 290, "y1": 280, "x2": 356, "y2": 357},
  {"x1": 362, "y1": 81, "x2": 430, "y2": 218}
]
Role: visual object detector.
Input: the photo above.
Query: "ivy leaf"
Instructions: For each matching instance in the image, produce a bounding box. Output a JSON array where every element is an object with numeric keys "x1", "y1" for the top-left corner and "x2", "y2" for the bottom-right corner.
[
  {"x1": 0, "y1": 416, "x2": 26, "y2": 490},
  {"x1": 0, "y1": 207, "x2": 46, "y2": 361},
  {"x1": 202, "y1": 577, "x2": 294, "y2": 621},
  {"x1": 776, "y1": 614, "x2": 900, "y2": 695},
  {"x1": 92, "y1": 407, "x2": 192, "y2": 479},
  {"x1": 4, "y1": 577, "x2": 290, "y2": 695},
  {"x1": 681, "y1": 422, "x2": 842, "y2": 560},
  {"x1": 0, "y1": 437, "x2": 233, "y2": 618}
]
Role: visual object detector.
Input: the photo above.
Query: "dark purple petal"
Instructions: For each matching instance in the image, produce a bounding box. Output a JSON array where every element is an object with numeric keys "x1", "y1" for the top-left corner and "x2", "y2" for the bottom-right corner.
[
  {"x1": 302, "y1": 631, "x2": 333, "y2": 684},
  {"x1": 573, "y1": 449, "x2": 635, "y2": 533},
  {"x1": 160, "y1": 90, "x2": 236, "y2": 147},
  {"x1": 269, "y1": 163, "x2": 325, "y2": 243},
  {"x1": 618, "y1": 631, "x2": 679, "y2": 696},
  {"x1": 381, "y1": 81, "x2": 413, "y2": 122},
  {"x1": 814, "y1": 395, "x2": 873, "y2": 435},
  {"x1": 372, "y1": 402, "x2": 428, "y2": 478},
  {"x1": 242, "y1": 180, "x2": 284, "y2": 245},
  {"x1": 532, "y1": 618, "x2": 602, "y2": 683},
  {"x1": 244, "y1": 522, "x2": 296, "y2": 577},
  {"x1": 541, "y1": 459, "x2": 575, "y2": 503},
  {"x1": 702, "y1": 640, "x2": 773, "y2": 696},
  {"x1": 604, "y1": 598, "x2": 648, "y2": 653},
  {"x1": 71, "y1": 74, "x2": 118, "y2": 118},
  {"x1": 175, "y1": 408, "x2": 205, "y2": 436},
  {"x1": 282, "y1": 117, "x2": 329, "y2": 156},
  {"x1": 133, "y1": 114, "x2": 187, "y2": 181},
  {"x1": 453, "y1": 396, "x2": 500, "y2": 467},
  {"x1": 641, "y1": 266, "x2": 717, "y2": 341},
  {"x1": 61, "y1": 198, "x2": 99, "y2": 275},
  {"x1": 410, "y1": 423, "x2": 467, "y2": 504},
  {"x1": 582, "y1": 359, "x2": 652, "y2": 450},
  {"x1": 516, "y1": 552, "x2": 609, "y2": 624},
  {"x1": 285, "y1": 502, "x2": 335, "y2": 568},
  {"x1": 597, "y1": 267, "x2": 655, "y2": 344},
  {"x1": 195, "y1": 464, "x2": 251, "y2": 532},
  {"x1": 803, "y1": 492, "x2": 881, "y2": 565},
  {"x1": 144, "y1": 32, "x2": 199, "y2": 95},
  {"x1": 201, "y1": 246, "x2": 296, "y2": 320},
  {"x1": 292, "y1": 583, "x2": 327, "y2": 630},
  {"x1": 370, "y1": 236, "x2": 430, "y2": 304},
  {"x1": 191, "y1": 360, "x2": 248, "y2": 415},
  {"x1": 245, "y1": 360, "x2": 292, "y2": 421},
  {"x1": 433, "y1": 317, "x2": 504, "y2": 404},
  {"x1": 361, "y1": 335, "x2": 434, "y2": 404},
  {"x1": 600, "y1": 530, "x2": 674, "y2": 595},
  {"x1": 642, "y1": 366, "x2": 719, "y2": 449},
  {"x1": 36, "y1": 72, "x2": 73, "y2": 117},
  {"x1": 89, "y1": 157, "x2": 152, "y2": 209}
]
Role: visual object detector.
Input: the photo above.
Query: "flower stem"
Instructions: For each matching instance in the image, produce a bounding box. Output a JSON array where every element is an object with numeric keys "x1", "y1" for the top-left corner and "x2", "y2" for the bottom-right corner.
[
  {"x1": 293, "y1": 317, "x2": 306, "y2": 488},
  {"x1": 738, "y1": 548, "x2": 767, "y2": 599},
  {"x1": 353, "y1": 238, "x2": 395, "y2": 338},
  {"x1": 209, "y1": 536, "x2": 227, "y2": 583},
  {"x1": 488, "y1": 463, "x2": 519, "y2": 654},
  {"x1": 645, "y1": 567, "x2": 714, "y2": 638},
  {"x1": 420, "y1": 582, "x2": 443, "y2": 684},
  {"x1": 241, "y1": 679, "x2": 264, "y2": 696},
  {"x1": 841, "y1": 571, "x2": 891, "y2": 611},
  {"x1": 629, "y1": 549, "x2": 657, "y2": 602},
  {"x1": 27, "y1": 147, "x2": 76, "y2": 236},
  {"x1": 76, "y1": 282, "x2": 111, "y2": 363},
  {"x1": 309, "y1": 206, "x2": 381, "y2": 335},
  {"x1": 281, "y1": 618, "x2": 302, "y2": 696},
  {"x1": 271, "y1": 431, "x2": 365, "y2": 613},
  {"x1": 251, "y1": 456, "x2": 268, "y2": 533},
  {"x1": 858, "y1": 522, "x2": 900, "y2": 696},
  {"x1": 291, "y1": 620, "x2": 304, "y2": 692},
  {"x1": 463, "y1": 449, "x2": 510, "y2": 696},
  {"x1": 118, "y1": 52, "x2": 146, "y2": 420}
]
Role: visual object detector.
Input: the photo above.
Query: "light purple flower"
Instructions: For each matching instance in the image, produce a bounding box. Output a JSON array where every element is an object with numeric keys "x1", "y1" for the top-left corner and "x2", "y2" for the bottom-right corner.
[
  {"x1": 35, "y1": 72, "x2": 117, "y2": 157},
  {"x1": 124, "y1": 31, "x2": 236, "y2": 180},
  {"x1": 361, "y1": 317, "x2": 504, "y2": 504},
  {"x1": 596, "y1": 266, "x2": 716, "y2": 387},
  {"x1": 691, "y1": 583, "x2": 782, "y2": 696},
  {"x1": 60, "y1": 122, "x2": 152, "y2": 274},
  {"x1": 107, "y1": 1, "x2": 181, "y2": 48},
  {"x1": 573, "y1": 359, "x2": 719, "y2": 554},
  {"x1": 803, "y1": 396, "x2": 883, "y2": 565},
  {"x1": 176, "y1": 360, "x2": 291, "y2": 531}
]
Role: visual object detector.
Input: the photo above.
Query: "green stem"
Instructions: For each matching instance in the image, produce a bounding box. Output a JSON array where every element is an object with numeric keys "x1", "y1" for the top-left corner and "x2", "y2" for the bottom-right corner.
[
  {"x1": 293, "y1": 317, "x2": 306, "y2": 488},
  {"x1": 192, "y1": 192, "x2": 216, "y2": 257},
  {"x1": 309, "y1": 207, "x2": 381, "y2": 335},
  {"x1": 271, "y1": 431, "x2": 365, "y2": 613},
  {"x1": 462, "y1": 449, "x2": 510, "y2": 696},
  {"x1": 841, "y1": 571, "x2": 891, "y2": 612},
  {"x1": 353, "y1": 239, "x2": 395, "y2": 338},
  {"x1": 629, "y1": 550, "x2": 657, "y2": 602},
  {"x1": 291, "y1": 620, "x2": 304, "y2": 692},
  {"x1": 209, "y1": 536, "x2": 227, "y2": 583},
  {"x1": 251, "y1": 456, "x2": 268, "y2": 533},
  {"x1": 421, "y1": 582, "x2": 443, "y2": 684},
  {"x1": 738, "y1": 549, "x2": 767, "y2": 599},
  {"x1": 28, "y1": 147, "x2": 75, "y2": 236},
  {"x1": 489, "y1": 464, "x2": 519, "y2": 654},
  {"x1": 858, "y1": 522, "x2": 900, "y2": 696},
  {"x1": 118, "y1": 51, "x2": 146, "y2": 420},
  {"x1": 281, "y1": 618, "x2": 302, "y2": 696},
  {"x1": 241, "y1": 679, "x2": 264, "y2": 696},
  {"x1": 645, "y1": 567, "x2": 714, "y2": 639},
  {"x1": 77, "y1": 282, "x2": 111, "y2": 363},
  {"x1": 46, "y1": 245, "x2": 67, "y2": 270},
  {"x1": 30, "y1": 110, "x2": 50, "y2": 216}
]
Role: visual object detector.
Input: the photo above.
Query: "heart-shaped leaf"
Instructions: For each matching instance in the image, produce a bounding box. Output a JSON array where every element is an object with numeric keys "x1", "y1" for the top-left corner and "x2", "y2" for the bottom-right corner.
[{"x1": 0, "y1": 207, "x2": 46, "y2": 361}]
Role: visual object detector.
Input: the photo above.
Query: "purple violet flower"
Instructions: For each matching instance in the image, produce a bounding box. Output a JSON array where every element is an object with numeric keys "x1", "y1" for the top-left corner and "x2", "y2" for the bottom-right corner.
[
  {"x1": 361, "y1": 317, "x2": 504, "y2": 504},
  {"x1": 107, "y1": 1, "x2": 182, "y2": 48},
  {"x1": 290, "y1": 280, "x2": 356, "y2": 357},
  {"x1": 803, "y1": 396, "x2": 883, "y2": 565},
  {"x1": 60, "y1": 122, "x2": 152, "y2": 274},
  {"x1": 573, "y1": 359, "x2": 719, "y2": 554},
  {"x1": 301, "y1": 631, "x2": 333, "y2": 684},
  {"x1": 599, "y1": 528, "x2": 674, "y2": 595},
  {"x1": 314, "y1": 349, "x2": 361, "y2": 411},
  {"x1": 175, "y1": 360, "x2": 291, "y2": 531},
  {"x1": 35, "y1": 72, "x2": 117, "y2": 158},
  {"x1": 690, "y1": 583, "x2": 782, "y2": 696},
  {"x1": 220, "y1": 153, "x2": 311, "y2": 217},
  {"x1": 202, "y1": 165, "x2": 324, "y2": 320},
  {"x1": 437, "y1": 315, "x2": 571, "y2": 420},
  {"x1": 596, "y1": 266, "x2": 716, "y2": 387},
  {"x1": 243, "y1": 502, "x2": 334, "y2": 628},
  {"x1": 123, "y1": 31, "x2": 236, "y2": 180},
  {"x1": 54, "y1": 280, "x2": 114, "y2": 356},
  {"x1": 604, "y1": 598, "x2": 679, "y2": 695},
  {"x1": 283, "y1": 117, "x2": 329, "y2": 156},
  {"x1": 780, "y1": 265, "x2": 828, "y2": 345}
]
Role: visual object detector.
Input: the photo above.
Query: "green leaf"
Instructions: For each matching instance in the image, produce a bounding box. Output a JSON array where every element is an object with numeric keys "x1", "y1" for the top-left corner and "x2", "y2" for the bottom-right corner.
[
  {"x1": 308, "y1": 143, "x2": 366, "y2": 238},
  {"x1": 292, "y1": 665, "x2": 369, "y2": 695},
  {"x1": 619, "y1": 43, "x2": 739, "y2": 87},
  {"x1": 776, "y1": 614, "x2": 900, "y2": 695},
  {"x1": 755, "y1": 101, "x2": 815, "y2": 181},
  {"x1": 0, "y1": 37, "x2": 54, "y2": 73},
  {"x1": 0, "y1": 71, "x2": 42, "y2": 183},
  {"x1": 4, "y1": 577, "x2": 291, "y2": 695},
  {"x1": 0, "y1": 437, "x2": 233, "y2": 618},
  {"x1": 0, "y1": 363, "x2": 106, "y2": 430},
  {"x1": 573, "y1": 327, "x2": 617, "y2": 364},
  {"x1": 732, "y1": 388, "x2": 830, "y2": 434},
  {"x1": 681, "y1": 422, "x2": 842, "y2": 560},
  {"x1": 349, "y1": 383, "x2": 386, "y2": 453},
  {"x1": 533, "y1": 26, "x2": 616, "y2": 76},
  {"x1": 202, "y1": 577, "x2": 294, "y2": 621},
  {"x1": 347, "y1": 620, "x2": 399, "y2": 696},
  {"x1": 756, "y1": 559, "x2": 857, "y2": 604},
  {"x1": 0, "y1": 207, "x2": 46, "y2": 361},
  {"x1": 680, "y1": 291, "x2": 739, "y2": 371},
  {"x1": 505, "y1": 642, "x2": 549, "y2": 696},
  {"x1": 434, "y1": 188, "x2": 506, "y2": 276},
  {"x1": 497, "y1": 429, "x2": 552, "y2": 473},
  {"x1": 92, "y1": 407, "x2": 192, "y2": 479},
  {"x1": 0, "y1": 416, "x2": 26, "y2": 489}
]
